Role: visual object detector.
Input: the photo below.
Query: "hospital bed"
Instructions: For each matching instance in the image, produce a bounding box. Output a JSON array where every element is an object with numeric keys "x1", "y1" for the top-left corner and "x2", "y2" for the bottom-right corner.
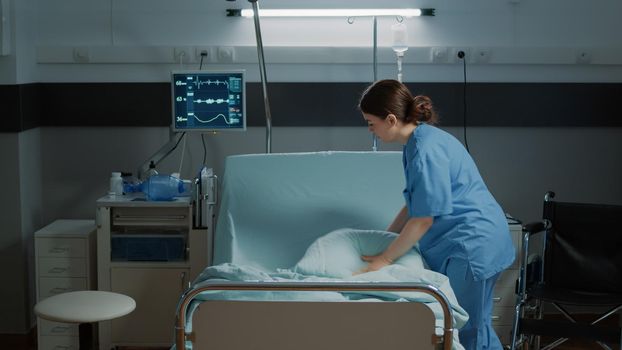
[{"x1": 173, "y1": 151, "x2": 466, "y2": 350}]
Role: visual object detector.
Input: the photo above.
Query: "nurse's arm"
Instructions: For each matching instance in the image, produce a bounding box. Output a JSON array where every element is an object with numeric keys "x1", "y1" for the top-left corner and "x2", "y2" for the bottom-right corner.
[
  {"x1": 382, "y1": 216, "x2": 433, "y2": 263},
  {"x1": 356, "y1": 216, "x2": 433, "y2": 274},
  {"x1": 386, "y1": 206, "x2": 409, "y2": 233}
]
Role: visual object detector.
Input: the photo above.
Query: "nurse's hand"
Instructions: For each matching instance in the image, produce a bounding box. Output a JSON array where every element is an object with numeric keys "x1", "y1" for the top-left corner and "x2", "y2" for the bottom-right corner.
[{"x1": 353, "y1": 254, "x2": 393, "y2": 275}]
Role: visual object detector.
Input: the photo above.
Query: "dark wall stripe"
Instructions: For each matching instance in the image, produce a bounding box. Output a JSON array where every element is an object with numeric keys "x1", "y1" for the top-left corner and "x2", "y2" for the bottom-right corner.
[
  {"x1": 19, "y1": 84, "x2": 42, "y2": 131},
  {"x1": 1, "y1": 82, "x2": 621, "y2": 132},
  {"x1": 0, "y1": 85, "x2": 22, "y2": 132},
  {"x1": 38, "y1": 83, "x2": 171, "y2": 127}
]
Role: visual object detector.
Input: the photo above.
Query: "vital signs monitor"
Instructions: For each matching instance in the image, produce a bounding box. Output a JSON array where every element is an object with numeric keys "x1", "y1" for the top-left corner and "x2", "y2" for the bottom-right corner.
[{"x1": 171, "y1": 70, "x2": 246, "y2": 132}]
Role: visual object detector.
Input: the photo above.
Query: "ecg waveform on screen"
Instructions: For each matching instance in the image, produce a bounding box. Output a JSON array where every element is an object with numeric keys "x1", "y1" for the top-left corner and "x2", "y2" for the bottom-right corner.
[
  {"x1": 195, "y1": 98, "x2": 229, "y2": 105},
  {"x1": 192, "y1": 78, "x2": 229, "y2": 90},
  {"x1": 174, "y1": 73, "x2": 244, "y2": 130},
  {"x1": 176, "y1": 113, "x2": 239, "y2": 125}
]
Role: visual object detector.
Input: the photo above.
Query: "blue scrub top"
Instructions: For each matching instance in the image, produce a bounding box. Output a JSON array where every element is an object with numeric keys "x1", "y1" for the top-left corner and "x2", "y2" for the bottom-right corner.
[{"x1": 402, "y1": 124, "x2": 515, "y2": 281}]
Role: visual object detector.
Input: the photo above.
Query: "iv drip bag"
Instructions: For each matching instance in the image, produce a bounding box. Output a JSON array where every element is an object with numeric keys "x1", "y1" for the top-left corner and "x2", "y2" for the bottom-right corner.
[{"x1": 391, "y1": 22, "x2": 408, "y2": 53}]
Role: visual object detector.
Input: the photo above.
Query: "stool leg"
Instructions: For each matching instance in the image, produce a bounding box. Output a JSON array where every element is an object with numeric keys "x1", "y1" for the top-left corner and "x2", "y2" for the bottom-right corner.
[{"x1": 78, "y1": 323, "x2": 93, "y2": 350}]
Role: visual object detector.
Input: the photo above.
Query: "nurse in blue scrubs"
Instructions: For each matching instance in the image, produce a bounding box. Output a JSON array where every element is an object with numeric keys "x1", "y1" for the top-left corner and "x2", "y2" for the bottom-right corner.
[{"x1": 357, "y1": 79, "x2": 514, "y2": 350}]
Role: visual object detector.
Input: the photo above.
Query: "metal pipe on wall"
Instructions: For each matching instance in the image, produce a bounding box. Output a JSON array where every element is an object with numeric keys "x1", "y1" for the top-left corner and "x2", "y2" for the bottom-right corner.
[
  {"x1": 372, "y1": 16, "x2": 378, "y2": 152},
  {"x1": 249, "y1": 0, "x2": 272, "y2": 154}
]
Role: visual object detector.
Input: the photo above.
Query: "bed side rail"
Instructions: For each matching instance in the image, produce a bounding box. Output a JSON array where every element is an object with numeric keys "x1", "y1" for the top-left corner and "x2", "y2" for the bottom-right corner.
[{"x1": 174, "y1": 280, "x2": 455, "y2": 350}]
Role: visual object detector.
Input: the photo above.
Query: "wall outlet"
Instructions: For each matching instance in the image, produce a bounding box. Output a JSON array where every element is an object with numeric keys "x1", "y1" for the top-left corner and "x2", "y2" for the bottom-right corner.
[
  {"x1": 576, "y1": 50, "x2": 592, "y2": 64},
  {"x1": 473, "y1": 48, "x2": 492, "y2": 63},
  {"x1": 217, "y1": 46, "x2": 235, "y2": 63},
  {"x1": 431, "y1": 47, "x2": 448, "y2": 63},
  {"x1": 174, "y1": 46, "x2": 193, "y2": 63},
  {"x1": 195, "y1": 46, "x2": 211, "y2": 61},
  {"x1": 452, "y1": 47, "x2": 471, "y2": 63},
  {"x1": 73, "y1": 47, "x2": 90, "y2": 63}
]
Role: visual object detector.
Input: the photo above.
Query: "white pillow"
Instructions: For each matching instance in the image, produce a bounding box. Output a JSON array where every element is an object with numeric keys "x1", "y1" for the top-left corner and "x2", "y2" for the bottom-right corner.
[{"x1": 293, "y1": 228, "x2": 425, "y2": 278}]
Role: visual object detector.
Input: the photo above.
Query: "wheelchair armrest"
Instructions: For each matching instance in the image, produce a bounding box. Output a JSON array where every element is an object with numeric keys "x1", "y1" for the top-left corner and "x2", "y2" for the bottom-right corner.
[{"x1": 523, "y1": 221, "x2": 547, "y2": 235}]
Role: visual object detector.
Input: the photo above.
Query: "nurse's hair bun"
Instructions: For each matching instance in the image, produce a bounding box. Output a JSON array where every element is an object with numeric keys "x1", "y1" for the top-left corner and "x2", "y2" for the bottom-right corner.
[
  {"x1": 358, "y1": 79, "x2": 439, "y2": 125},
  {"x1": 408, "y1": 95, "x2": 438, "y2": 124}
]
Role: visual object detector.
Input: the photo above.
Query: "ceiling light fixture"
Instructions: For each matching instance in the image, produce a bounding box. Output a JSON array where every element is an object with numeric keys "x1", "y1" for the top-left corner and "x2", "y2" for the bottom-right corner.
[{"x1": 226, "y1": 8, "x2": 435, "y2": 18}]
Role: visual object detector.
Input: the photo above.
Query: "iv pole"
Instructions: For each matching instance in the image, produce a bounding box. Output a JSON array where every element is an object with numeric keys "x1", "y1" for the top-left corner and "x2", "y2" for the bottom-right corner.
[
  {"x1": 248, "y1": 0, "x2": 273, "y2": 154},
  {"x1": 371, "y1": 16, "x2": 378, "y2": 152}
]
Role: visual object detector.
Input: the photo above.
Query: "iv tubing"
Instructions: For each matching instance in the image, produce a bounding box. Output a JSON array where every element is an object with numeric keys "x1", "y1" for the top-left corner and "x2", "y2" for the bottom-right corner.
[{"x1": 397, "y1": 52, "x2": 404, "y2": 83}]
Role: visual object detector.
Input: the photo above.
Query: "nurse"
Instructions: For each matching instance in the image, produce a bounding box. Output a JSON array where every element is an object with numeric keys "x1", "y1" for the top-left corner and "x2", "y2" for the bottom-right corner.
[{"x1": 357, "y1": 79, "x2": 514, "y2": 350}]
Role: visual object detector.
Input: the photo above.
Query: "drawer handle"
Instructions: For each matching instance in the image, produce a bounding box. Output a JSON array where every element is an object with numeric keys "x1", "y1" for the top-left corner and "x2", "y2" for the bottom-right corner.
[
  {"x1": 493, "y1": 297, "x2": 502, "y2": 302},
  {"x1": 51, "y1": 325, "x2": 71, "y2": 333},
  {"x1": 50, "y1": 287, "x2": 69, "y2": 294},
  {"x1": 49, "y1": 247, "x2": 69, "y2": 254},
  {"x1": 48, "y1": 267, "x2": 68, "y2": 274},
  {"x1": 114, "y1": 215, "x2": 186, "y2": 221}
]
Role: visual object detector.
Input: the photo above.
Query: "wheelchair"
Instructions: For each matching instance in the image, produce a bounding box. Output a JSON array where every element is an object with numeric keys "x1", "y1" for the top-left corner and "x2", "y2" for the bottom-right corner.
[{"x1": 510, "y1": 191, "x2": 622, "y2": 350}]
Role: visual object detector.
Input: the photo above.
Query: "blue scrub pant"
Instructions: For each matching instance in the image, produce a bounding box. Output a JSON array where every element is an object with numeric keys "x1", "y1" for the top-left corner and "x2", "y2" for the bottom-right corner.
[{"x1": 443, "y1": 258, "x2": 503, "y2": 350}]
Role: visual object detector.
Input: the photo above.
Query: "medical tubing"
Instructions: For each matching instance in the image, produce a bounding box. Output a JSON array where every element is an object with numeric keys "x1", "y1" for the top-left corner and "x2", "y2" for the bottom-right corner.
[
  {"x1": 250, "y1": 0, "x2": 273, "y2": 154},
  {"x1": 178, "y1": 134, "x2": 187, "y2": 176},
  {"x1": 201, "y1": 133, "x2": 207, "y2": 166},
  {"x1": 175, "y1": 281, "x2": 455, "y2": 350},
  {"x1": 397, "y1": 52, "x2": 404, "y2": 82}
]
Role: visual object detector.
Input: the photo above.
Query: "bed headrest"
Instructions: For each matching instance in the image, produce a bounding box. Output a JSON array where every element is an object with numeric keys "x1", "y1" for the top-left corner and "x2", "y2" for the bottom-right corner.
[{"x1": 213, "y1": 151, "x2": 405, "y2": 272}]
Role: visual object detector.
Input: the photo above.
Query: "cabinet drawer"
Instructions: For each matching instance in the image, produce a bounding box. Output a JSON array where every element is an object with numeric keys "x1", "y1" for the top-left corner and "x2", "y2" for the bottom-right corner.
[
  {"x1": 491, "y1": 306, "x2": 515, "y2": 326},
  {"x1": 39, "y1": 318, "x2": 79, "y2": 336},
  {"x1": 492, "y1": 285, "x2": 516, "y2": 307},
  {"x1": 39, "y1": 277, "x2": 87, "y2": 300},
  {"x1": 38, "y1": 335, "x2": 79, "y2": 350},
  {"x1": 39, "y1": 258, "x2": 86, "y2": 278},
  {"x1": 112, "y1": 206, "x2": 189, "y2": 227},
  {"x1": 110, "y1": 267, "x2": 189, "y2": 344},
  {"x1": 36, "y1": 238, "x2": 86, "y2": 258},
  {"x1": 494, "y1": 269, "x2": 517, "y2": 307}
]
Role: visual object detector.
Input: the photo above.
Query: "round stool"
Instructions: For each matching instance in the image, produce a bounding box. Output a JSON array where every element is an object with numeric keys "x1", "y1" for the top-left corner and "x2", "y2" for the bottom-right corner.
[{"x1": 35, "y1": 290, "x2": 136, "y2": 349}]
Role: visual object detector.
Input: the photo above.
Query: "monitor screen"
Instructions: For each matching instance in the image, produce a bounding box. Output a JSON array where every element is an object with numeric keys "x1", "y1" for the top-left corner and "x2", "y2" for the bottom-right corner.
[{"x1": 171, "y1": 70, "x2": 246, "y2": 132}]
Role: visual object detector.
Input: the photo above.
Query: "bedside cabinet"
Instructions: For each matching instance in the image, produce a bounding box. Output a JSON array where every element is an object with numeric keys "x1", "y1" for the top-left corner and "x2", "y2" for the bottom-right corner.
[
  {"x1": 35, "y1": 219, "x2": 97, "y2": 350},
  {"x1": 492, "y1": 222, "x2": 522, "y2": 345}
]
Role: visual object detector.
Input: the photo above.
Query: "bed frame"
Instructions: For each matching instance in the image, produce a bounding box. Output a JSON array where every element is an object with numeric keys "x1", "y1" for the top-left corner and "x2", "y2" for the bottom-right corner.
[{"x1": 172, "y1": 152, "x2": 457, "y2": 349}]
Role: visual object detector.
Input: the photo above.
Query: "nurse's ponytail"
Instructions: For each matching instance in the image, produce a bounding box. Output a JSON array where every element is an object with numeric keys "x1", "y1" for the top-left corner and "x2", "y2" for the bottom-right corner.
[{"x1": 359, "y1": 79, "x2": 439, "y2": 125}]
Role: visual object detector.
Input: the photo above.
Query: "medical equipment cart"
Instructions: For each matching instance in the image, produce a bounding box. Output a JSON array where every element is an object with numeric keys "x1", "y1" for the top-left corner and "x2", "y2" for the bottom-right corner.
[{"x1": 95, "y1": 194, "x2": 211, "y2": 349}]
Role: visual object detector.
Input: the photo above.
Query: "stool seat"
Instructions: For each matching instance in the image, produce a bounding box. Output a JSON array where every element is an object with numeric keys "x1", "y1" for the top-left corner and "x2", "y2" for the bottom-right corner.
[{"x1": 35, "y1": 290, "x2": 135, "y2": 323}]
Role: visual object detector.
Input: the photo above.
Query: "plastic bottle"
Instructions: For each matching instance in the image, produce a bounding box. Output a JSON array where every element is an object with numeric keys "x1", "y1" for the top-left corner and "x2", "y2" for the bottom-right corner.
[
  {"x1": 391, "y1": 22, "x2": 409, "y2": 54},
  {"x1": 140, "y1": 174, "x2": 189, "y2": 201},
  {"x1": 109, "y1": 172, "x2": 124, "y2": 196}
]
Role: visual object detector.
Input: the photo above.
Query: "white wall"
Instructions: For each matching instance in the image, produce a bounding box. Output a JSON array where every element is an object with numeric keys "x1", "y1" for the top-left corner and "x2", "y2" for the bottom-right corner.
[
  {"x1": 32, "y1": 0, "x2": 622, "y2": 83},
  {"x1": 0, "y1": 0, "x2": 16, "y2": 83},
  {"x1": 1, "y1": 0, "x2": 621, "y2": 334}
]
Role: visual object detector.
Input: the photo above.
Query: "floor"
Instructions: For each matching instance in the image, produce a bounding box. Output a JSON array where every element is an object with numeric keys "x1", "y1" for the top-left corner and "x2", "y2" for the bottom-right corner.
[{"x1": 0, "y1": 331, "x2": 612, "y2": 350}]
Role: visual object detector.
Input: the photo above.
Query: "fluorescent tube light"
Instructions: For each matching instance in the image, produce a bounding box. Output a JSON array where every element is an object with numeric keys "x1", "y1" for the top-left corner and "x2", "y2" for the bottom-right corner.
[{"x1": 235, "y1": 8, "x2": 434, "y2": 18}]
